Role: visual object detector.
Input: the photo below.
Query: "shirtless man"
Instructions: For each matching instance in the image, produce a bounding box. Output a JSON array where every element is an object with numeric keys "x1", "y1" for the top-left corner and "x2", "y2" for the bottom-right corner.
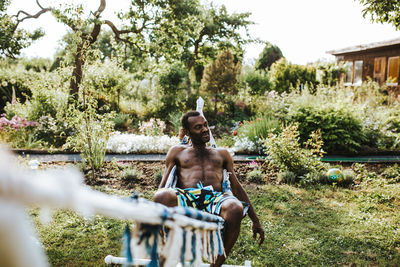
[{"x1": 154, "y1": 111, "x2": 264, "y2": 267}]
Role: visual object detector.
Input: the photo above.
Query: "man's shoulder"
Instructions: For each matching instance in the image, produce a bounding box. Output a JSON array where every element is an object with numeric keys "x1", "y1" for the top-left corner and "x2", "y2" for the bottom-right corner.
[
  {"x1": 167, "y1": 144, "x2": 189, "y2": 156},
  {"x1": 213, "y1": 147, "x2": 232, "y2": 158},
  {"x1": 166, "y1": 145, "x2": 189, "y2": 164}
]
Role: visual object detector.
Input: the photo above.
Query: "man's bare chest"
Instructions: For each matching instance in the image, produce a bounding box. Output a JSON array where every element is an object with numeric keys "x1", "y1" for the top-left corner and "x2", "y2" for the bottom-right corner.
[{"x1": 177, "y1": 150, "x2": 224, "y2": 170}]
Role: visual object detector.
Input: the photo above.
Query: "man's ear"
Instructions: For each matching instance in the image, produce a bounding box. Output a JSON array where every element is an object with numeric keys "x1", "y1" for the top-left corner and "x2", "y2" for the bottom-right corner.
[{"x1": 182, "y1": 128, "x2": 189, "y2": 136}]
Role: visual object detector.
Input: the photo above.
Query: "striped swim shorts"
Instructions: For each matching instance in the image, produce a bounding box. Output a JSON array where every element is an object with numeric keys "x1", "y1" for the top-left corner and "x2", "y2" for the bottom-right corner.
[{"x1": 173, "y1": 183, "x2": 239, "y2": 215}]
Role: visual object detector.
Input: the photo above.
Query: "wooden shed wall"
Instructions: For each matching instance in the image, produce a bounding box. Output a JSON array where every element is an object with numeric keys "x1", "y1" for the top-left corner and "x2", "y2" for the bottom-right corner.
[{"x1": 334, "y1": 45, "x2": 400, "y2": 85}]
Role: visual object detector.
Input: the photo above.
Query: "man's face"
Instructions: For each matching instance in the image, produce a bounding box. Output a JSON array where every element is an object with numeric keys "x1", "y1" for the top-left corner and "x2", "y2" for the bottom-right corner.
[{"x1": 186, "y1": 115, "x2": 210, "y2": 144}]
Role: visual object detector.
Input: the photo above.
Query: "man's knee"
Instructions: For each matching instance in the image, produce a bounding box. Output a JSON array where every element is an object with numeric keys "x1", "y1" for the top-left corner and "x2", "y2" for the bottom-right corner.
[
  {"x1": 220, "y1": 199, "x2": 244, "y2": 223},
  {"x1": 153, "y1": 188, "x2": 178, "y2": 207}
]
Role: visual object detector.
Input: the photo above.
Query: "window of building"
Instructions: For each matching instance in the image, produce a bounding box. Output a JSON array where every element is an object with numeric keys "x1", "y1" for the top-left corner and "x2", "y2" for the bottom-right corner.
[
  {"x1": 344, "y1": 61, "x2": 353, "y2": 84},
  {"x1": 354, "y1": 60, "x2": 363, "y2": 85},
  {"x1": 373, "y1": 57, "x2": 386, "y2": 84},
  {"x1": 387, "y1": 56, "x2": 399, "y2": 85}
]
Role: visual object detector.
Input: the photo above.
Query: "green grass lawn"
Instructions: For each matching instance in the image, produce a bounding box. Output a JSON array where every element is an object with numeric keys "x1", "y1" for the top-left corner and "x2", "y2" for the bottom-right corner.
[{"x1": 31, "y1": 168, "x2": 400, "y2": 266}]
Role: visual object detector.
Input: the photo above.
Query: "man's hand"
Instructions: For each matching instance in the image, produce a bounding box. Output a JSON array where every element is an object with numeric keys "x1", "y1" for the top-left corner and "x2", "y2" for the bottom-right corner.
[{"x1": 252, "y1": 221, "x2": 265, "y2": 245}]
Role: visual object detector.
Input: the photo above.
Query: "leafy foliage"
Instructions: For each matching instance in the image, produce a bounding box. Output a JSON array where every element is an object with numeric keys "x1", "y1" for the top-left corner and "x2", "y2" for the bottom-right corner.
[
  {"x1": 158, "y1": 63, "x2": 188, "y2": 114},
  {"x1": 244, "y1": 70, "x2": 271, "y2": 95},
  {"x1": 201, "y1": 50, "x2": 241, "y2": 112},
  {"x1": 264, "y1": 124, "x2": 328, "y2": 183},
  {"x1": 0, "y1": 114, "x2": 40, "y2": 148},
  {"x1": 0, "y1": 0, "x2": 44, "y2": 58},
  {"x1": 121, "y1": 167, "x2": 143, "y2": 182},
  {"x1": 287, "y1": 103, "x2": 366, "y2": 154},
  {"x1": 315, "y1": 61, "x2": 345, "y2": 86},
  {"x1": 269, "y1": 58, "x2": 317, "y2": 93},
  {"x1": 255, "y1": 42, "x2": 283, "y2": 71},
  {"x1": 64, "y1": 97, "x2": 114, "y2": 173},
  {"x1": 234, "y1": 113, "x2": 281, "y2": 152},
  {"x1": 359, "y1": 0, "x2": 400, "y2": 30}
]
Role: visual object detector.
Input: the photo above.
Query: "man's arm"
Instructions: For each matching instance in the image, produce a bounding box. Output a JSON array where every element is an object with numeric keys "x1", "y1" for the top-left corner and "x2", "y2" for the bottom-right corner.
[
  {"x1": 221, "y1": 149, "x2": 265, "y2": 245},
  {"x1": 158, "y1": 145, "x2": 184, "y2": 188}
]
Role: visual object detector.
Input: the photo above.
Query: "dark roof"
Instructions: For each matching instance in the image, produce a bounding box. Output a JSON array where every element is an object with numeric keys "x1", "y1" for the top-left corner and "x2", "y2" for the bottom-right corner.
[{"x1": 327, "y1": 37, "x2": 400, "y2": 55}]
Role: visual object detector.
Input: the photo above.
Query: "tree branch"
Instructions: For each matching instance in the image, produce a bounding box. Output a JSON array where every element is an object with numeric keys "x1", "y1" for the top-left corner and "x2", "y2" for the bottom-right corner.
[
  {"x1": 93, "y1": 0, "x2": 106, "y2": 18},
  {"x1": 12, "y1": 1, "x2": 52, "y2": 31},
  {"x1": 104, "y1": 20, "x2": 134, "y2": 44}
]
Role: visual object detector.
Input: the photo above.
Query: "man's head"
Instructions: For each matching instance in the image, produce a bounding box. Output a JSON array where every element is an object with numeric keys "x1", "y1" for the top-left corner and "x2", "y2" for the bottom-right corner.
[{"x1": 181, "y1": 111, "x2": 210, "y2": 144}]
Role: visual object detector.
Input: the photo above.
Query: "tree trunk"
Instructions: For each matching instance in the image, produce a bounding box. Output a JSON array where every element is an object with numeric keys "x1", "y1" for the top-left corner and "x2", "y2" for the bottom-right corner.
[{"x1": 69, "y1": 42, "x2": 84, "y2": 103}]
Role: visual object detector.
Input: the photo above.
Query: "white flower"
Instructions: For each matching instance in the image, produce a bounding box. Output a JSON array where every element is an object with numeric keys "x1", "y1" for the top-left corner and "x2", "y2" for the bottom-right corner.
[{"x1": 106, "y1": 133, "x2": 180, "y2": 153}]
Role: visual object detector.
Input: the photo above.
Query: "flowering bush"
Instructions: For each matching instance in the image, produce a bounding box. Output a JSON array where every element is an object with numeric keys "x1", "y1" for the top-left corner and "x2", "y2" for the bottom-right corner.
[
  {"x1": 107, "y1": 132, "x2": 180, "y2": 153},
  {"x1": 0, "y1": 114, "x2": 38, "y2": 130},
  {"x1": 232, "y1": 136, "x2": 258, "y2": 154},
  {"x1": 0, "y1": 114, "x2": 41, "y2": 148},
  {"x1": 138, "y1": 118, "x2": 166, "y2": 136}
]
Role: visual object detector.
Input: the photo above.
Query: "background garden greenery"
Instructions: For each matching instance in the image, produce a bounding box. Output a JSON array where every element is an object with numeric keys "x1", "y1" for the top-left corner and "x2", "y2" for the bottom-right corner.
[{"x1": 1, "y1": 0, "x2": 400, "y2": 163}]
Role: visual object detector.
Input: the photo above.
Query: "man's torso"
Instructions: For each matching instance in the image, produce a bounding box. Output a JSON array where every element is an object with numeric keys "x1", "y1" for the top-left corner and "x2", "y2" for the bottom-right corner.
[{"x1": 173, "y1": 146, "x2": 226, "y2": 192}]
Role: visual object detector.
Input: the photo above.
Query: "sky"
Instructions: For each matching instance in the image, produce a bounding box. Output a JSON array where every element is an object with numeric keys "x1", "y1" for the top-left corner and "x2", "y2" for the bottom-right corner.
[{"x1": 7, "y1": 0, "x2": 400, "y2": 65}]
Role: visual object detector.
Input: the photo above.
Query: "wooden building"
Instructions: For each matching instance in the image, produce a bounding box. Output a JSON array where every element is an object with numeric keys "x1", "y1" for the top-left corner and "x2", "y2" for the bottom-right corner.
[{"x1": 327, "y1": 38, "x2": 400, "y2": 88}]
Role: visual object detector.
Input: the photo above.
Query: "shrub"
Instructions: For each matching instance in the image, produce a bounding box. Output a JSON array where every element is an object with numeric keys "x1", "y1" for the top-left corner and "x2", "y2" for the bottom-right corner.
[
  {"x1": 0, "y1": 114, "x2": 41, "y2": 148},
  {"x1": 216, "y1": 135, "x2": 235, "y2": 148},
  {"x1": 64, "y1": 98, "x2": 114, "y2": 173},
  {"x1": 314, "y1": 61, "x2": 345, "y2": 86},
  {"x1": 232, "y1": 113, "x2": 281, "y2": 154},
  {"x1": 153, "y1": 169, "x2": 163, "y2": 185},
  {"x1": 255, "y1": 42, "x2": 283, "y2": 71},
  {"x1": 0, "y1": 66, "x2": 34, "y2": 113},
  {"x1": 201, "y1": 50, "x2": 241, "y2": 113},
  {"x1": 3, "y1": 66, "x2": 71, "y2": 147},
  {"x1": 264, "y1": 124, "x2": 328, "y2": 182},
  {"x1": 277, "y1": 171, "x2": 296, "y2": 184},
  {"x1": 300, "y1": 170, "x2": 328, "y2": 186},
  {"x1": 246, "y1": 169, "x2": 264, "y2": 184},
  {"x1": 236, "y1": 113, "x2": 281, "y2": 142},
  {"x1": 138, "y1": 118, "x2": 166, "y2": 136},
  {"x1": 112, "y1": 113, "x2": 133, "y2": 132},
  {"x1": 158, "y1": 63, "x2": 188, "y2": 115},
  {"x1": 245, "y1": 70, "x2": 271, "y2": 95},
  {"x1": 122, "y1": 167, "x2": 143, "y2": 182},
  {"x1": 167, "y1": 111, "x2": 182, "y2": 135},
  {"x1": 342, "y1": 169, "x2": 355, "y2": 185},
  {"x1": 83, "y1": 61, "x2": 133, "y2": 111},
  {"x1": 269, "y1": 58, "x2": 317, "y2": 94},
  {"x1": 287, "y1": 103, "x2": 366, "y2": 154},
  {"x1": 381, "y1": 164, "x2": 400, "y2": 183}
]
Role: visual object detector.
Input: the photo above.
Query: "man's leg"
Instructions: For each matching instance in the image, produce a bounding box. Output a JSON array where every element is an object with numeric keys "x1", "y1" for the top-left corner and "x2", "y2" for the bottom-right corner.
[
  {"x1": 153, "y1": 188, "x2": 178, "y2": 207},
  {"x1": 152, "y1": 188, "x2": 178, "y2": 267},
  {"x1": 211, "y1": 198, "x2": 244, "y2": 267}
]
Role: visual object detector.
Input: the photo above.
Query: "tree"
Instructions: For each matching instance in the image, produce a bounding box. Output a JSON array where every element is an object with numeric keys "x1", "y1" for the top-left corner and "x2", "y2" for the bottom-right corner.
[
  {"x1": 0, "y1": 0, "x2": 44, "y2": 58},
  {"x1": 9, "y1": 0, "x2": 254, "y2": 102},
  {"x1": 255, "y1": 42, "x2": 283, "y2": 71},
  {"x1": 358, "y1": 0, "x2": 400, "y2": 30},
  {"x1": 10, "y1": 0, "x2": 178, "y2": 101},
  {"x1": 245, "y1": 70, "x2": 271, "y2": 95},
  {"x1": 201, "y1": 50, "x2": 241, "y2": 113},
  {"x1": 155, "y1": 2, "x2": 254, "y2": 84},
  {"x1": 158, "y1": 62, "x2": 188, "y2": 114},
  {"x1": 269, "y1": 58, "x2": 317, "y2": 94}
]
